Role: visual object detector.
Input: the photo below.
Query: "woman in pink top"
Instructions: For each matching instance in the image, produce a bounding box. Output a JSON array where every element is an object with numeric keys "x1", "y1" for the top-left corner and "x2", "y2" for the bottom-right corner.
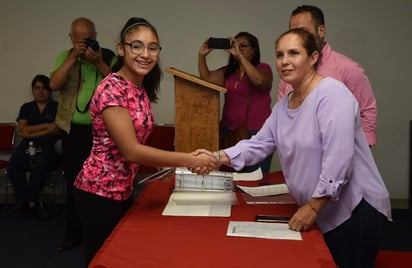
[
  {"x1": 74, "y1": 17, "x2": 217, "y2": 266},
  {"x1": 198, "y1": 32, "x2": 273, "y2": 173}
]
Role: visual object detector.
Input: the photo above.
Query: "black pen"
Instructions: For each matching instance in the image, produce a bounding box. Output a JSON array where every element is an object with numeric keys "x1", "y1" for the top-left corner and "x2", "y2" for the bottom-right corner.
[{"x1": 255, "y1": 215, "x2": 291, "y2": 223}]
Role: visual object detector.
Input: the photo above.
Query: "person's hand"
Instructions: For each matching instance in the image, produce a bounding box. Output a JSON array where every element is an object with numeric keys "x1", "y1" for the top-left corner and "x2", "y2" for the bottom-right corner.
[
  {"x1": 191, "y1": 149, "x2": 229, "y2": 174},
  {"x1": 288, "y1": 204, "x2": 318, "y2": 232},
  {"x1": 199, "y1": 39, "x2": 213, "y2": 57},
  {"x1": 188, "y1": 149, "x2": 216, "y2": 175},
  {"x1": 192, "y1": 149, "x2": 215, "y2": 158},
  {"x1": 71, "y1": 36, "x2": 88, "y2": 58},
  {"x1": 18, "y1": 129, "x2": 30, "y2": 139},
  {"x1": 194, "y1": 149, "x2": 230, "y2": 169},
  {"x1": 46, "y1": 123, "x2": 56, "y2": 133},
  {"x1": 227, "y1": 38, "x2": 243, "y2": 61},
  {"x1": 84, "y1": 46, "x2": 103, "y2": 66},
  {"x1": 48, "y1": 122, "x2": 64, "y2": 136}
]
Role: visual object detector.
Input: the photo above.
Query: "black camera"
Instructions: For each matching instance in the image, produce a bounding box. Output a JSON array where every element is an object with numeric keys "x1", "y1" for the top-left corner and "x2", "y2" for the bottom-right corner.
[
  {"x1": 85, "y1": 38, "x2": 100, "y2": 51},
  {"x1": 208, "y1": 37, "x2": 232, "y2": 49}
]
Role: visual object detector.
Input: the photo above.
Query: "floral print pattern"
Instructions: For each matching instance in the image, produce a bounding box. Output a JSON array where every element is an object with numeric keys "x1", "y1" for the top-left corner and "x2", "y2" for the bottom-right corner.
[{"x1": 74, "y1": 73, "x2": 154, "y2": 201}]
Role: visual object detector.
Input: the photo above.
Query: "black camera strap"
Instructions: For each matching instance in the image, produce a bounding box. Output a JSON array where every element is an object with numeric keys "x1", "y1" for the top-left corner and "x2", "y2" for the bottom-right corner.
[
  {"x1": 75, "y1": 63, "x2": 97, "y2": 114},
  {"x1": 75, "y1": 49, "x2": 116, "y2": 113}
]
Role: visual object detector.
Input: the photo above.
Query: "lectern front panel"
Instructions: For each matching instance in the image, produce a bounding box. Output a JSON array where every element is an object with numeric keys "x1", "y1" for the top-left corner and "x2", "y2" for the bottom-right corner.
[{"x1": 174, "y1": 77, "x2": 220, "y2": 152}]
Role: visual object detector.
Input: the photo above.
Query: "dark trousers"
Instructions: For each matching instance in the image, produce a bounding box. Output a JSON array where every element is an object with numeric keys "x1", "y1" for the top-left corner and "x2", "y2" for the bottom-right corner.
[
  {"x1": 7, "y1": 144, "x2": 57, "y2": 205},
  {"x1": 323, "y1": 199, "x2": 385, "y2": 268},
  {"x1": 74, "y1": 188, "x2": 132, "y2": 266},
  {"x1": 61, "y1": 123, "x2": 92, "y2": 242}
]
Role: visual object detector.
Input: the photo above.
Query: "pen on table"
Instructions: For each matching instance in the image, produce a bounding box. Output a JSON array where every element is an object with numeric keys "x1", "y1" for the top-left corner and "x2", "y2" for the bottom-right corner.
[{"x1": 255, "y1": 215, "x2": 291, "y2": 223}]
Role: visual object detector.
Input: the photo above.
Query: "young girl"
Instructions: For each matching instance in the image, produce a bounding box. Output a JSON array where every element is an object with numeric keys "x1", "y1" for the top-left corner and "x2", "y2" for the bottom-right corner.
[{"x1": 74, "y1": 17, "x2": 216, "y2": 265}]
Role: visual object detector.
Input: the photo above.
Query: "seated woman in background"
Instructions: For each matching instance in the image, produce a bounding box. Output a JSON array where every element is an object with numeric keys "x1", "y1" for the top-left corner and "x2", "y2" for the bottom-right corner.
[{"x1": 7, "y1": 74, "x2": 61, "y2": 221}]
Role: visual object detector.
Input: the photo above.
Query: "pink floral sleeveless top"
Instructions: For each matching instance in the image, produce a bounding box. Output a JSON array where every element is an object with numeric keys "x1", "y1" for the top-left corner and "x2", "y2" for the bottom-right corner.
[{"x1": 74, "y1": 73, "x2": 154, "y2": 201}]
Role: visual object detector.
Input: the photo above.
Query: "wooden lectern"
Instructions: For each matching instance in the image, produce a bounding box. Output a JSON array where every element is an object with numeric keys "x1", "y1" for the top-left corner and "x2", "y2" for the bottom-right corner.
[{"x1": 166, "y1": 67, "x2": 227, "y2": 153}]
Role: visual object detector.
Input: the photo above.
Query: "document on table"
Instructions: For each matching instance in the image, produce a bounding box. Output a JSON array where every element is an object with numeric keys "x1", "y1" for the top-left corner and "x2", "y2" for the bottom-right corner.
[
  {"x1": 162, "y1": 192, "x2": 238, "y2": 217},
  {"x1": 237, "y1": 183, "x2": 289, "y2": 197},
  {"x1": 226, "y1": 221, "x2": 302, "y2": 240},
  {"x1": 240, "y1": 192, "x2": 296, "y2": 204},
  {"x1": 232, "y1": 168, "x2": 263, "y2": 181}
]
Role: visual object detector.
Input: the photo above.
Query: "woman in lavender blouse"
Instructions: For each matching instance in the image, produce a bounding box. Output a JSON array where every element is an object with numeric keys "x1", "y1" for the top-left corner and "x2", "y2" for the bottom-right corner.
[{"x1": 208, "y1": 28, "x2": 391, "y2": 268}]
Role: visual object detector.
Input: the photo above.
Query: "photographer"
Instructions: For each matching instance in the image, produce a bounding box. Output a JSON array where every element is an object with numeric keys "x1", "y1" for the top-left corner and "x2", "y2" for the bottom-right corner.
[
  {"x1": 49, "y1": 17, "x2": 116, "y2": 252},
  {"x1": 198, "y1": 32, "x2": 273, "y2": 173}
]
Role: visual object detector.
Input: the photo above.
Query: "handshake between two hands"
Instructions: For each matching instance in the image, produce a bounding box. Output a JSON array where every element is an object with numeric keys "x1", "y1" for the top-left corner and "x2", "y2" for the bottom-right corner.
[
  {"x1": 153, "y1": 149, "x2": 227, "y2": 184},
  {"x1": 190, "y1": 149, "x2": 225, "y2": 175}
]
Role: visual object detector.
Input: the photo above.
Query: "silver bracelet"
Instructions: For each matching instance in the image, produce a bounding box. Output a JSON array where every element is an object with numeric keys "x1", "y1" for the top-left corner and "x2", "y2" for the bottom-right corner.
[{"x1": 213, "y1": 151, "x2": 220, "y2": 161}]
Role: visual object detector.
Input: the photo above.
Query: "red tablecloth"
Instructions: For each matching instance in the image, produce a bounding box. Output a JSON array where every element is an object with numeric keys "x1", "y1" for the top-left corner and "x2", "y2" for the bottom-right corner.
[{"x1": 89, "y1": 171, "x2": 336, "y2": 268}]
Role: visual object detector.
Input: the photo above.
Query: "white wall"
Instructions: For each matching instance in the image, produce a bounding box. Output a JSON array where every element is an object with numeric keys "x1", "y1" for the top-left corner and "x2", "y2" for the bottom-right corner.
[{"x1": 1, "y1": 0, "x2": 411, "y2": 200}]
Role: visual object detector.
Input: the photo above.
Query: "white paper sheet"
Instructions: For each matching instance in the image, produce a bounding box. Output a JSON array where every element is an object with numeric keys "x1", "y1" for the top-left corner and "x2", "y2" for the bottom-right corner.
[
  {"x1": 162, "y1": 192, "x2": 238, "y2": 217},
  {"x1": 232, "y1": 168, "x2": 263, "y2": 181},
  {"x1": 226, "y1": 221, "x2": 302, "y2": 240},
  {"x1": 237, "y1": 183, "x2": 289, "y2": 197}
]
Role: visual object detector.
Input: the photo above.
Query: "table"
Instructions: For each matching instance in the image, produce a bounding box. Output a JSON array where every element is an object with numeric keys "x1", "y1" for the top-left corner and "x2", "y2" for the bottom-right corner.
[{"x1": 89, "y1": 171, "x2": 336, "y2": 268}]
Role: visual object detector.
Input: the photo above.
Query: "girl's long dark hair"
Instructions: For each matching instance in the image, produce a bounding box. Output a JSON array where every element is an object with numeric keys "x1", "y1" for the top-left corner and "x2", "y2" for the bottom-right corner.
[{"x1": 112, "y1": 17, "x2": 162, "y2": 102}]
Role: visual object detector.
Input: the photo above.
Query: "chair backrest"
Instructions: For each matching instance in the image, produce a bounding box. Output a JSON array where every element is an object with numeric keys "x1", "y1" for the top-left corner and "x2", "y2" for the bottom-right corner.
[
  {"x1": 0, "y1": 122, "x2": 17, "y2": 151},
  {"x1": 139, "y1": 124, "x2": 175, "y2": 174}
]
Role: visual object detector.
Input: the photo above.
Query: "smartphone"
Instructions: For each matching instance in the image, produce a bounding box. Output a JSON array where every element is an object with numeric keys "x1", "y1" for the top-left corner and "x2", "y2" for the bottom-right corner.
[
  {"x1": 255, "y1": 215, "x2": 291, "y2": 223},
  {"x1": 208, "y1": 37, "x2": 232, "y2": 49}
]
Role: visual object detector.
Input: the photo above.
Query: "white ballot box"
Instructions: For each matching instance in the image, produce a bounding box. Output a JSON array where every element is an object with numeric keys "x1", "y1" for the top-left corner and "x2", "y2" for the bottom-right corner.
[{"x1": 174, "y1": 167, "x2": 234, "y2": 192}]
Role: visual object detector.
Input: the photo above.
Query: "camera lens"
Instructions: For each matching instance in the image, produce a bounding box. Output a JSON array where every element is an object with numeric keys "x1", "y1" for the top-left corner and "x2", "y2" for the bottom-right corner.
[{"x1": 85, "y1": 38, "x2": 99, "y2": 51}]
